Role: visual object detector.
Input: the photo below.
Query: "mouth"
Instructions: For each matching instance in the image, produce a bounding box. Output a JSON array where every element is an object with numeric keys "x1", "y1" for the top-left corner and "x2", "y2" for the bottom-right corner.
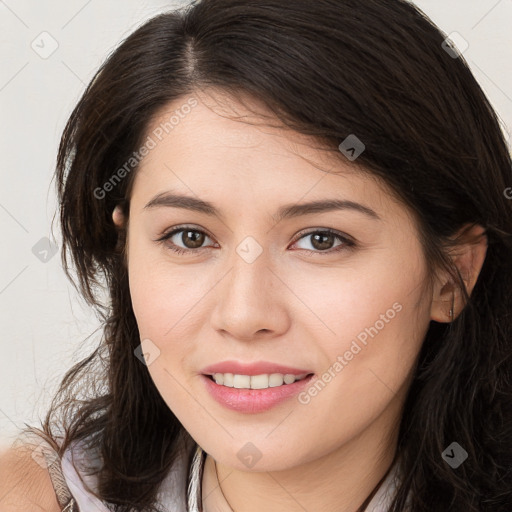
[
  {"x1": 199, "y1": 361, "x2": 316, "y2": 413},
  {"x1": 201, "y1": 372, "x2": 316, "y2": 414}
]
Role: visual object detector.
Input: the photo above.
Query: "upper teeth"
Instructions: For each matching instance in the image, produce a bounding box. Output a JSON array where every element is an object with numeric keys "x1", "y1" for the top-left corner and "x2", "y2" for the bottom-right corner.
[{"x1": 212, "y1": 373, "x2": 309, "y2": 389}]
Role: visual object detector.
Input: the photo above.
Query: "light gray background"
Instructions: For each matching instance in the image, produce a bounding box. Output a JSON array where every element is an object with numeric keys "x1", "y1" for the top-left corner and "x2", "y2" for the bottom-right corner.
[{"x1": 1, "y1": 0, "x2": 511, "y2": 450}]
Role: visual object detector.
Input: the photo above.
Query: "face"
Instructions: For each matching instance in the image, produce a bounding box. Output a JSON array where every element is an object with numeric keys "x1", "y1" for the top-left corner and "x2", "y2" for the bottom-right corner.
[{"x1": 117, "y1": 88, "x2": 435, "y2": 472}]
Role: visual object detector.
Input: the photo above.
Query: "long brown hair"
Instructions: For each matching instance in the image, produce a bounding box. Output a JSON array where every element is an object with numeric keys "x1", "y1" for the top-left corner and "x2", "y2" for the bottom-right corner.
[{"x1": 26, "y1": 1, "x2": 512, "y2": 510}]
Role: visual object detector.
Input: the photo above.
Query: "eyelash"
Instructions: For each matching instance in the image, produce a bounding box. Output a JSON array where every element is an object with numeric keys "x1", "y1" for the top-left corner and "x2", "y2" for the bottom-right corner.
[{"x1": 155, "y1": 225, "x2": 356, "y2": 257}]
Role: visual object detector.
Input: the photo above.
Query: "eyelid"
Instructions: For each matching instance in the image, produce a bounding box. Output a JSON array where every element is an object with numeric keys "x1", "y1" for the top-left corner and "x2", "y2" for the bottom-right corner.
[
  {"x1": 291, "y1": 227, "x2": 355, "y2": 245},
  {"x1": 156, "y1": 224, "x2": 214, "y2": 240},
  {"x1": 156, "y1": 225, "x2": 353, "y2": 242}
]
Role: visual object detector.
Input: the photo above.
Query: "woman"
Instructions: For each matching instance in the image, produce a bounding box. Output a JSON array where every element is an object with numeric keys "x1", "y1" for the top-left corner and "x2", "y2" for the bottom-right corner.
[{"x1": 1, "y1": 0, "x2": 511, "y2": 511}]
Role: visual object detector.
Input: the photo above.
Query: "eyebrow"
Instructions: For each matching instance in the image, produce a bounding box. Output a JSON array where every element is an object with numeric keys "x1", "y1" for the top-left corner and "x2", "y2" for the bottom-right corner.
[{"x1": 143, "y1": 191, "x2": 381, "y2": 222}]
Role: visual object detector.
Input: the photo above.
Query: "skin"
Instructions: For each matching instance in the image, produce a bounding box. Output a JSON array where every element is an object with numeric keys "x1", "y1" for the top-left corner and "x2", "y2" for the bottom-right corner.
[
  {"x1": 112, "y1": 88, "x2": 487, "y2": 512},
  {"x1": 0, "y1": 440, "x2": 61, "y2": 512}
]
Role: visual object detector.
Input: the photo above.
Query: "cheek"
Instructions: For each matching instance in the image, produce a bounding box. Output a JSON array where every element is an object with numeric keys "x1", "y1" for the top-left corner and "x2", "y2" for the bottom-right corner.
[
  {"x1": 287, "y1": 247, "x2": 427, "y2": 350},
  {"x1": 289, "y1": 251, "x2": 429, "y2": 415},
  {"x1": 127, "y1": 238, "x2": 206, "y2": 339},
  {"x1": 296, "y1": 305, "x2": 425, "y2": 452},
  {"x1": 127, "y1": 255, "x2": 207, "y2": 419}
]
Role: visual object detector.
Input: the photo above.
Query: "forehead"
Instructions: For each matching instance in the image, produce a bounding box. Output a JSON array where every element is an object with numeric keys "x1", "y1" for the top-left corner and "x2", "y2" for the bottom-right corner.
[
  {"x1": 140, "y1": 88, "x2": 345, "y2": 172},
  {"x1": 131, "y1": 88, "x2": 403, "y2": 223}
]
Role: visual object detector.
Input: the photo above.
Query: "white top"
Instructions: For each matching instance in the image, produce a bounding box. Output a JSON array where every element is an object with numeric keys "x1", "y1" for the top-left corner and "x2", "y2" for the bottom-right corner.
[
  {"x1": 59, "y1": 437, "x2": 191, "y2": 511},
  {"x1": 57, "y1": 441, "x2": 406, "y2": 512}
]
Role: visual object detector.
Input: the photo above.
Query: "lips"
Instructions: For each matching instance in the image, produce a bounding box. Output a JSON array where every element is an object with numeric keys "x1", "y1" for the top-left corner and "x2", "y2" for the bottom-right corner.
[
  {"x1": 200, "y1": 360, "x2": 314, "y2": 376},
  {"x1": 199, "y1": 360, "x2": 316, "y2": 413},
  {"x1": 201, "y1": 373, "x2": 316, "y2": 413}
]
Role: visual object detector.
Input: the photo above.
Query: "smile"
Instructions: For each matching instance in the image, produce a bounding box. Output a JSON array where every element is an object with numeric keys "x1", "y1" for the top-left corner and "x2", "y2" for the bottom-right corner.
[{"x1": 201, "y1": 373, "x2": 316, "y2": 414}]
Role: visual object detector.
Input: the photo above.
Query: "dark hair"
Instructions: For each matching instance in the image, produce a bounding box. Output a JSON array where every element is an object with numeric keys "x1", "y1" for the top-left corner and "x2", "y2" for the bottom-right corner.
[{"x1": 27, "y1": 0, "x2": 512, "y2": 511}]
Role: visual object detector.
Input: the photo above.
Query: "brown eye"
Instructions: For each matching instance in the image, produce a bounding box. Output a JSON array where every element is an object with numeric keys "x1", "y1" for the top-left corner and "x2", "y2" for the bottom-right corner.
[
  {"x1": 156, "y1": 226, "x2": 215, "y2": 255},
  {"x1": 310, "y1": 232, "x2": 336, "y2": 250},
  {"x1": 179, "y1": 230, "x2": 206, "y2": 249},
  {"x1": 291, "y1": 229, "x2": 356, "y2": 255}
]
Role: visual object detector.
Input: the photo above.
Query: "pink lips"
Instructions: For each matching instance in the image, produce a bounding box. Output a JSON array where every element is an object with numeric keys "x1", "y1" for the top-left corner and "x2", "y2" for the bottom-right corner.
[
  {"x1": 200, "y1": 360, "x2": 313, "y2": 376},
  {"x1": 199, "y1": 360, "x2": 315, "y2": 414}
]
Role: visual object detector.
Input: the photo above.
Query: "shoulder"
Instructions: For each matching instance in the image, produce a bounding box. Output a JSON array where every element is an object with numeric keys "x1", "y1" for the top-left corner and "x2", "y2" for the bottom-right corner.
[{"x1": 0, "y1": 443, "x2": 62, "y2": 512}]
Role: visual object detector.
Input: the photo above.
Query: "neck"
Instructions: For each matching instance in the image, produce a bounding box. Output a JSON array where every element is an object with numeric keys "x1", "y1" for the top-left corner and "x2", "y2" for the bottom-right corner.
[{"x1": 201, "y1": 402, "x2": 402, "y2": 512}]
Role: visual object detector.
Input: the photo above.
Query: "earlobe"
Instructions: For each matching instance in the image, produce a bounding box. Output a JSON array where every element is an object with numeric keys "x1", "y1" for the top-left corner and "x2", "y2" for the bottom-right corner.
[
  {"x1": 112, "y1": 205, "x2": 128, "y2": 262},
  {"x1": 430, "y1": 223, "x2": 488, "y2": 323},
  {"x1": 112, "y1": 205, "x2": 125, "y2": 228}
]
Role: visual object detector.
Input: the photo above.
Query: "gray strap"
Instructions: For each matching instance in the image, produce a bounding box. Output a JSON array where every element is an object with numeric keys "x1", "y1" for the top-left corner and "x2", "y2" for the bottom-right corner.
[
  {"x1": 61, "y1": 498, "x2": 79, "y2": 512},
  {"x1": 44, "y1": 452, "x2": 77, "y2": 511}
]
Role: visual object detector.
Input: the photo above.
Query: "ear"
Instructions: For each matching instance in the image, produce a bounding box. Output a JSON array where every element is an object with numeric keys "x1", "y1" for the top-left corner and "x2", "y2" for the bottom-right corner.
[
  {"x1": 112, "y1": 205, "x2": 125, "y2": 228},
  {"x1": 112, "y1": 205, "x2": 128, "y2": 262},
  {"x1": 430, "y1": 223, "x2": 488, "y2": 323}
]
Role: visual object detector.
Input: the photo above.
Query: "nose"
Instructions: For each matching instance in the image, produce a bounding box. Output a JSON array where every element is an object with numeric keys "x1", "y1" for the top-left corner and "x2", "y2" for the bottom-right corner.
[{"x1": 209, "y1": 246, "x2": 291, "y2": 341}]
